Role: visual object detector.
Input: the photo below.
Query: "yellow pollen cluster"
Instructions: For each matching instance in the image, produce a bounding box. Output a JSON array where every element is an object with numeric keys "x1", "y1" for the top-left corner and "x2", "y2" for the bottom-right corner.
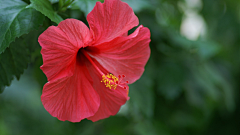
[{"x1": 101, "y1": 73, "x2": 119, "y2": 90}]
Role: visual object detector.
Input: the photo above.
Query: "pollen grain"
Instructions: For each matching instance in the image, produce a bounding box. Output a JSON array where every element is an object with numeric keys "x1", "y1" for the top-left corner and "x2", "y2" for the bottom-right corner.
[{"x1": 101, "y1": 73, "x2": 118, "y2": 90}]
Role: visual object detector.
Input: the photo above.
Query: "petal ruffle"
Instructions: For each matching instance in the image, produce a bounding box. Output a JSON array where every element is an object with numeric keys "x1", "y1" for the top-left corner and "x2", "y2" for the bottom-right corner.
[
  {"x1": 87, "y1": 0, "x2": 139, "y2": 45},
  {"x1": 41, "y1": 54, "x2": 100, "y2": 122},
  {"x1": 84, "y1": 58, "x2": 128, "y2": 122},
  {"x1": 39, "y1": 19, "x2": 91, "y2": 81},
  {"x1": 87, "y1": 25, "x2": 151, "y2": 84}
]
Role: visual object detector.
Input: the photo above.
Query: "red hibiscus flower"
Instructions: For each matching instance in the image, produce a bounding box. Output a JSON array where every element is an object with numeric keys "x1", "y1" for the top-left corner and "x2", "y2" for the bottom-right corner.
[{"x1": 38, "y1": 0, "x2": 150, "y2": 122}]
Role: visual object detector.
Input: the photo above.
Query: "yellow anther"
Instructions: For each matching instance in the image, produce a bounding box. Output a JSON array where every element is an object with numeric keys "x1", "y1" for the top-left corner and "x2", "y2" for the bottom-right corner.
[{"x1": 101, "y1": 73, "x2": 118, "y2": 90}]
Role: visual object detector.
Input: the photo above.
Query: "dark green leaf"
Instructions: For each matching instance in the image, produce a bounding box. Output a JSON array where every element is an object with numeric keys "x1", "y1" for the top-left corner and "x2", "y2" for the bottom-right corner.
[
  {"x1": 157, "y1": 63, "x2": 185, "y2": 100},
  {"x1": 30, "y1": 0, "x2": 63, "y2": 24},
  {"x1": 0, "y1": 0, "x2": 44, "y2": 54},
  {"x1": 0, "y1": 37, "x2": 32, "y2": 93}
]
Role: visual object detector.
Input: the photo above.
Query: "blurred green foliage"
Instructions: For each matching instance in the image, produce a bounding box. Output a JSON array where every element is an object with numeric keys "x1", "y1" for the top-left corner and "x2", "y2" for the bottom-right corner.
[{"x1": 0, "y1": 0, "x2": 240, "y2": 135}]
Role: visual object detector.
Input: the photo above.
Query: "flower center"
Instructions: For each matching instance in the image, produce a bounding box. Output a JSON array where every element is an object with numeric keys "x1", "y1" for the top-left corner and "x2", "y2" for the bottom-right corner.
[
  {"x1": 81, "y1": 49, "x2": 129, "y2": 94},
  {"x1": 100, "y1": 73, "x2": 129, "y2": 91}
]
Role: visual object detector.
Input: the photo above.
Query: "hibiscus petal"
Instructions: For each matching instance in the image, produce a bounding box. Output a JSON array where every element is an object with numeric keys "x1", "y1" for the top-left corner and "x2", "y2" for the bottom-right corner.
[
  {"x1": 87, "y1": 86, "x2": 128, "y2": 122},
  {"x1": 85, "y1": 58, "x2": 128, "y2": 122},
  {"x1": 58, "y1": 19, "x2": 92, "y2": 47},
  {"x1": 87, "y1": 0, "x2": 139, "y2": 45},
  {"x1": 41, "y1": 54, "x2": 100, "y2": 122},
  {"x1": 39, "y1": 19, "x2": 91, "y2": 81},
  {"x1": 87, "y1": 25, "x2": 151, "y2": 84}
]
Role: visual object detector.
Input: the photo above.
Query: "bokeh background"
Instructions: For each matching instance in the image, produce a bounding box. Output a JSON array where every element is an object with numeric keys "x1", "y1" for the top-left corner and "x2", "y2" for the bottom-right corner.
[{"x1": 1, "y1": 0, "x2": 240, "y2": 134}]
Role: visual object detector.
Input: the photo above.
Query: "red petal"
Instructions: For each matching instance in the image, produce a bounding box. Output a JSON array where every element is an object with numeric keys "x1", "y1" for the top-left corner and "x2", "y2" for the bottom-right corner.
[
  {"x1": 41, "y1": 54, "x2": 100, "y2": 122},
  {"x1": 87, "y1": 0, "x2": 139, "y2": 45},
  {"x1": 87, "y1": 86, "x2": 128, "y2": 122},
  {"x1": 39, "y1": 19, "x2": 91, "y2": 81},
  {"x1": 87, "y1": 25, "x2": 151, "y2": 84},
  {"x1": 85, "y1": 59, "x2": 128, "y2": 122},
  {"x1": 58, "y1": 19, "x2": 92, "y2": 47}
]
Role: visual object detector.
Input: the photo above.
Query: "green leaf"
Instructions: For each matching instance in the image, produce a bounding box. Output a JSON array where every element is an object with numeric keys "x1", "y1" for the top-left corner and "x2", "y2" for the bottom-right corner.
[
  {"x1": 49, "y1": 0, "x2": 59, "y2": 3},
  {"x1": 122, "y1": 0, "x2": 151, "y2": 12},
  {"x1": 157, "y1": 63, "x2": 185, "y2": 100},
  {"x1": 195, "y1": 41, "x2": 220, "y2": 60},
  {"x1": 0, "y1": 0, "x2": 45, "y2": 54},
  {"x1": 30, "y1": 0, "x2": 63, "y2": 24},
  {"x1": 71, "y1": 0, "x2": 103, "y2": 17},
  {"x1": 129, "y1": 74, "x2": 154, "y2": 118},
  {"x1": 70, "y1": 0, "x2": 149, "y2": 16},
  {"x1": 0, "y1": 36, "x2": 32, "y2": 93},
  {"x1": 134, "y1": 120, "x2": 157, "y2": 135}
]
